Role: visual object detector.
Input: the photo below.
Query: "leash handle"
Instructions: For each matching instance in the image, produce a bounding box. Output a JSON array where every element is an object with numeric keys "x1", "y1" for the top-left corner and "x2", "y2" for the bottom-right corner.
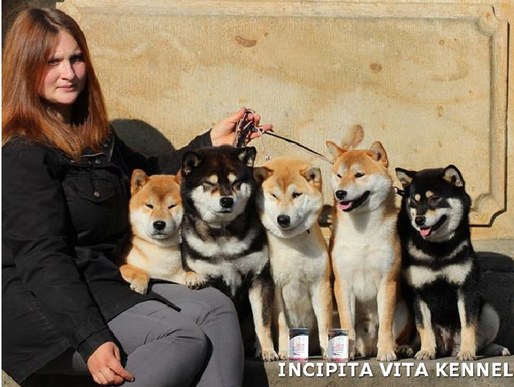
[{"x1": 234, "y1": 109, "x2": 258, "y2": 148}]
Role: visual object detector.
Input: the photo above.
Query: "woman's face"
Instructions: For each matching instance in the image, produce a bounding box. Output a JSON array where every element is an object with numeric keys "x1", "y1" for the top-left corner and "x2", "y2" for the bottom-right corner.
[{"x1": 40, "y1": 30, "x2": 87, "y2": 116}]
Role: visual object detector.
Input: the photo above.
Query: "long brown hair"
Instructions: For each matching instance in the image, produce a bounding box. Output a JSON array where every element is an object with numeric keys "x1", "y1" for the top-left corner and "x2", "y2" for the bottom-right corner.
[{"x1": 2, "y1": 8, "x2": 110, "y2": 158}]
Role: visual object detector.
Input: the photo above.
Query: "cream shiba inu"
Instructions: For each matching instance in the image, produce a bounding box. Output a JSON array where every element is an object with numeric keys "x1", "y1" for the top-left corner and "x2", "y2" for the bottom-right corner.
[
  {"x1": 254, "y1": 157, "x2": 333, "y2": 360},
  {"x1": 326, "y1": 129, "x2": 410, "y2": 361},
  {"x1": 119, "y1": 169, "x2": 185, "y2": 294}
]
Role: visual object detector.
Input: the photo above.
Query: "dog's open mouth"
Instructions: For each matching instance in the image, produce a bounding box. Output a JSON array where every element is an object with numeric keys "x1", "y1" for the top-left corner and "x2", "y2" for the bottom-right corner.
[
  {"x1": 337, "y1": 191, "x2": 370, "y2": 212},
  {"x1": 419, "y1": 215, "x2": 447, "y2": 238}
]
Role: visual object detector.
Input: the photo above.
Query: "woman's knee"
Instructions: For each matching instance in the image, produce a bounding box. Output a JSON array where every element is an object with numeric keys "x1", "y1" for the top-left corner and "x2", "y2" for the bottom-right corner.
[{"x1": 200, "y1": 287, "x2": 237, "y2": 316}]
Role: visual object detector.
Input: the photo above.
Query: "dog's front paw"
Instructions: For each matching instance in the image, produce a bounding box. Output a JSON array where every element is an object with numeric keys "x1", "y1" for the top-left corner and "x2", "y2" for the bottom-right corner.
[
  {"x1": 184, "y1": 271, "x2": 207, "y2": 289},
  {"x1": 278, "y1": 350, "x2": 288, "y2": 360},
  {"x1": 130, "y1": 278, "x2": 149, "y2": 294},
  {"x1": 456, "y1": 350, "x2": 476, "y2": 361},
  {"x1": 260, "y1": 349, "x2": 279, "y2": 362},
  {"x1": 398, "y1": 345, "x2": 415, "y2": 358},
  {"x1": 377, "y1": 349, "x2": 397, "y2": 362},
  {"x1": 415, "y1": 349, "x2": 436, "y2": 360}
]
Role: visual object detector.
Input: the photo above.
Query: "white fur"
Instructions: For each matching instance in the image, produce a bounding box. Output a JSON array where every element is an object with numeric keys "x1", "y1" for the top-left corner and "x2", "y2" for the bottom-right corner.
[
  {"x1": 190, "y1": 182, "x2": 252, "y2": 224},
  {"x1": 407, "y1": 240, "x2": 469, "y2": 261},
  {"x1": 403, "y1": 260, "x2": 472, "y2": 288},
  {"x1": 183, "y1": 227, "x2": 259, "y2": 258},
  {"x1": 187, "y1": 249, "x2": 268, "y2": 296}
]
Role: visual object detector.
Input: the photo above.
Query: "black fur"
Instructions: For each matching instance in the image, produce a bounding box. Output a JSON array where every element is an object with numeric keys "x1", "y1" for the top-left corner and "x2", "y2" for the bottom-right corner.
[
  {"x1": 396, "y1": 166, "x2": 482, "y2": 356},
  {"x1": 180, "y1": 146, "x2": 274, "y2": 351}
]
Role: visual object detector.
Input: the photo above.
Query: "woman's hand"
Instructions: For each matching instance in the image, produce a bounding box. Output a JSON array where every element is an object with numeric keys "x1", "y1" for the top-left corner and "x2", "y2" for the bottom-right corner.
[
  {"x1": 210, "y1": 107, "x2": 273, "y2": 147},
  {"x1": 87, "y1": 341, "x2": 135, "y2": 385}
]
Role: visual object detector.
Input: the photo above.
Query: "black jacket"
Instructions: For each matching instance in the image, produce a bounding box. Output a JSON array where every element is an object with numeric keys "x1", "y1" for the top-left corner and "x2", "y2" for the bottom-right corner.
[{"x1": 2, "y1": 131, "x2": 211, "y2": 383}]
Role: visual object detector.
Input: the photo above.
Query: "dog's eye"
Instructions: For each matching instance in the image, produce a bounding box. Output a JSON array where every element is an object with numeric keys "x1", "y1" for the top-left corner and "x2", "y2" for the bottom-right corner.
[
  {"x1": 337, "y1": 173, "x2": 342, "y2": 178},
  {"x1": 270, "y1": 193, "x2": 278, "y2": 199},
  {"x1": 355, "y1": 172, "x2": 365, "y2": 178},
  {"x1": 429, "y1": 196, "x2": 441, "y2": 205},
  {"x1": 292, "y1": 192, "x2": 302, "y2": 199},
  {"x1": 145, "y1": 203, "x2": 154, "y2": 209},
  {"x1": 168, "y1": 204, "x2": 176, "y2": 209}
]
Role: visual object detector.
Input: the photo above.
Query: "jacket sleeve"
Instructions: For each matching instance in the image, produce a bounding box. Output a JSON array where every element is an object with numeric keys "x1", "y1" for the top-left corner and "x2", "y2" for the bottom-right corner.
[
  {"x1": 116, "y1": 130, "x2": 212, "y2": 175},
  {"x1": 2, "y1": 142, "x2": 115, "y2": 361}
]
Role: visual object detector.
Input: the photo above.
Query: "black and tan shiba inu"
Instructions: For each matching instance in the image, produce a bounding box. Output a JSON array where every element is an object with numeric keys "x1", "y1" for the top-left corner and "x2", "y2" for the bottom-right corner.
[
  {"x1": 396, "y1": 165, "x2": 510, "y2": 360},
  {"x1": 326, "y1": 129, "x2": 410, "y2": 361},
  {"x1": 119, "y1": 170, "x2": 185, "y2": 294},
  {"x1": 180, "y1": 146, "x2": 277, "y2": 361},
  {"x1": 254, "y1": 157, "x2": 333, "y2": 360}
]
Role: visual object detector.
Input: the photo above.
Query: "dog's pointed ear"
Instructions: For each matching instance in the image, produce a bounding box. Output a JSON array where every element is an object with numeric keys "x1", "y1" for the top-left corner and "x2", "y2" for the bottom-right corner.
[
  {"x1": 443, "y1": 165, "x2": 465, "y2": 188},
  {"x1": 174, "y1": 170, "x2": 182, "y2": 184},
  {"x1": 395, "y1": 168, "x2": 416, "y2": 188},
  {"x1": 254, "y1": 167, "x2": 272, "y2": 185},
  {"x1": 301, "y1": 166, "x2": 322, "y2": 188},
  {"x1": 182, "y1": 152, "x2": 203, "y2": 176},
  {"x1": 369, "y1": 142, "x2": 388, "y2": 167},
  {"x1": 326, "y1": 141, "x2": 345, "y2": 161},
  {"x1": 131, "y1": 169, "x2": 149, "y2": 195},
  {"x1": 237, "y1": 147, "x2": 257, "y2": 167}
]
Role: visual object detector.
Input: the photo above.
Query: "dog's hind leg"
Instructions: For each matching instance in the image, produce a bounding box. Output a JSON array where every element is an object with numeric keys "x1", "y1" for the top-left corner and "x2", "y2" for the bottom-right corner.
[
  {"x1": 476, "y1": 303, "x2": 510, "y2": 356},
  {"x1": 249, "y1": 268, "x2": 278, "y2": 361}
]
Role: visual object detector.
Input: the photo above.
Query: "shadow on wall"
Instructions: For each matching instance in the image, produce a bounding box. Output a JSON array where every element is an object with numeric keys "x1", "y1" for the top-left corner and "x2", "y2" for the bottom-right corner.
[
  {"x1": 478, "y1": 252, "x2": 514, "y2": 353},
  {"x1": 111, "y1": 119, "x2": 176, "y2": 157}
]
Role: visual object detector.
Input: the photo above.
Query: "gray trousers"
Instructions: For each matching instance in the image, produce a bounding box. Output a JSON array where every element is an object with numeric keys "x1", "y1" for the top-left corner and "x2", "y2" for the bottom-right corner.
[{"x1": 40, "y1": 284, "x2": 244, "y2": 387}]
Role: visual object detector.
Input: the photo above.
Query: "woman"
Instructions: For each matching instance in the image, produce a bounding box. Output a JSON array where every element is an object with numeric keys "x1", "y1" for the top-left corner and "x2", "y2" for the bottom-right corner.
[{"x1": 2, "y1": 8, "x2": 271, "y2": 387}]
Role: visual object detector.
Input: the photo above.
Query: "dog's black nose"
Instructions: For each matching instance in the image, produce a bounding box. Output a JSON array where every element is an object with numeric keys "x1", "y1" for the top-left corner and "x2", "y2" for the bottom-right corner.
[
  {"x1": 220, "y1": 197, "x2": 234, "y2": 209},
  {"x1": 415, "y1": 216, "x2": 426, "y2": 226},
  {"x1": 277, "y1": 215, "x2": 291, "y2": 228},
  {"x1": 335, "y1": 190, "x2": 347, "y2": 200},
  {"x1": 153, "y1": 221, "x2": 166, "y2": 231}
]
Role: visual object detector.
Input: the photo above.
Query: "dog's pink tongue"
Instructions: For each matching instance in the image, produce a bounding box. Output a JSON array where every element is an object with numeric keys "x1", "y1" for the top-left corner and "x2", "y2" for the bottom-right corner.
[
  {"x1": 338, "y1": 201, "x2": 353, "y2": 211},
  {"x1": 420, "y1": 227, "x2": 432, "y2": 237}
]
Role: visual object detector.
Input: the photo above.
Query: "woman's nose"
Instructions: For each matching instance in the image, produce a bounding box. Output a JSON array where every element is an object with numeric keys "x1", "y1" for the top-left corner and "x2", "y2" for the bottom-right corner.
[{"x1": 60, "y1": 60, "x2": 76, "y2": 80}]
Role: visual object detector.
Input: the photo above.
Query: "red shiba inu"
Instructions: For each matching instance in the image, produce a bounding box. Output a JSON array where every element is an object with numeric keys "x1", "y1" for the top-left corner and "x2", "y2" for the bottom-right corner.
[
  {"x1": 119, "y1": 169, "x2": 185, "y2": 294},
  {"x1": 326, "y1": 128, "x2": 410, "y2": 361},
  {"x1": 254, "y1": 157, "x2": 333, "y2": 359}
]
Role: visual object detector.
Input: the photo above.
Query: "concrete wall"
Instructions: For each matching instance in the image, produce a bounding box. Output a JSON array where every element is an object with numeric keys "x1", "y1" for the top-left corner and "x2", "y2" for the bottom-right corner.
[{"x1": 3, "y1": 0, "x2": 513, "y2": 240}]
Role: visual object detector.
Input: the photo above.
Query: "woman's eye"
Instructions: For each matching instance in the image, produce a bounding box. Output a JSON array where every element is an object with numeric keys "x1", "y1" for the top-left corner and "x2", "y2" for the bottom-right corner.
[
  {"x1": 145, "y1": 203, "x2": 154, "y2": 209},
  {"x1": 48, "y1": 59, "x2": 59, "y2": 66},
  {"x1": 292, "y1": 192, "x2": 302, "y2": 199},
  {"x1": 355, "y1": 172, "x2": 365, "y2": 178},
  {"x1": 71, "y1": 54, "x2": 84, "y2": 63}
]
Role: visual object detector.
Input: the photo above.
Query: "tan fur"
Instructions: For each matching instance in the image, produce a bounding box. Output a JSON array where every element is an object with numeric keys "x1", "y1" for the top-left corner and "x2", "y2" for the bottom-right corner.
[
  {"x1": 255, "y1": 157, "x2": 333, "y2": 359},
  {"x1": 119, "y1": 170, "x2": 185, "y2": 294},
  {"x1": 327, "y1": 139, "x2": 410, "y2": 361}
]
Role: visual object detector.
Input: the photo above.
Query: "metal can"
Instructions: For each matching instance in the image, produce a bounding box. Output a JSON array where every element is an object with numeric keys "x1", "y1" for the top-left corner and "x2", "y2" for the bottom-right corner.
[
  {"x1": 327, "y1": 328, "x2": 348, "y2": 362},
  {"x1": 288, "y1": 328, "x2": 309, "y2": 361}
]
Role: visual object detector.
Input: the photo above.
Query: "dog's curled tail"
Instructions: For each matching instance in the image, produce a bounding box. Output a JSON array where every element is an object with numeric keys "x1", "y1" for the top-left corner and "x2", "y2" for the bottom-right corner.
[{"x1": 341, "y1": 124, "x2": 364, "y2": 150}]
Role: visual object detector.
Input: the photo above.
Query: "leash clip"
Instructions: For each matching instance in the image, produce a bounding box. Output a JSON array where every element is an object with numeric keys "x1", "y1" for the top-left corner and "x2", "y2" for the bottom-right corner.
[{"x1": 394, "y1": 186, "x2": 406, "y2": 197}]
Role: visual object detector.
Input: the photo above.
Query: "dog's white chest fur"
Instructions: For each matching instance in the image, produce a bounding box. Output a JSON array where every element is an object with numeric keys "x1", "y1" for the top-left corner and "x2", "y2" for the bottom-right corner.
[
  {"x1": 269, "y1": 229, "x2": 328, "y2": 327},
  {"x1": 189, "y1": 249, "x2": 268, "y2": 296},
  {"x1": 332, "y1": 212, "x2": 396, "y2": 302}
]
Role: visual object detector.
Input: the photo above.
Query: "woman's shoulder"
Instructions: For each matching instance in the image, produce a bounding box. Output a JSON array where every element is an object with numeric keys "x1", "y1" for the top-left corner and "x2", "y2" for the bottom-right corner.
[{"x1": 3, "y1": 137, "x2": 64, "y2": 173}]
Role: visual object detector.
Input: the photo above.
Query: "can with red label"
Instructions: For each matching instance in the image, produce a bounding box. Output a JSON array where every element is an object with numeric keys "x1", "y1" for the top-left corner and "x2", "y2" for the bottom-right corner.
[
  {"x1": 327, "y1": 328, "x2": 348, "y2": 362},
  {"x1": 288, "y1": 328, "x2": 309, "y2": 361}
]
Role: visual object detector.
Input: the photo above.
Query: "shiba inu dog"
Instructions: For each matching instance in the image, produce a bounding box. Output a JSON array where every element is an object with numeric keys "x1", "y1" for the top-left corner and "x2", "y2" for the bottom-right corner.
[
  {"x1": 326, "y1": 129, "x2": 410, "y2": 361},
  {"x1": 254, "y1": 157, "x2": 333, "y2": 360},
  {"x1": 396, "y1": 165, "x2": 510, "y2": 360},
  {"x1": 180, "y1": 146, "x2": 277, "y2": 361},
  {"x1": 119, "y1": 169, "x2": 184, "y2": 294}
]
